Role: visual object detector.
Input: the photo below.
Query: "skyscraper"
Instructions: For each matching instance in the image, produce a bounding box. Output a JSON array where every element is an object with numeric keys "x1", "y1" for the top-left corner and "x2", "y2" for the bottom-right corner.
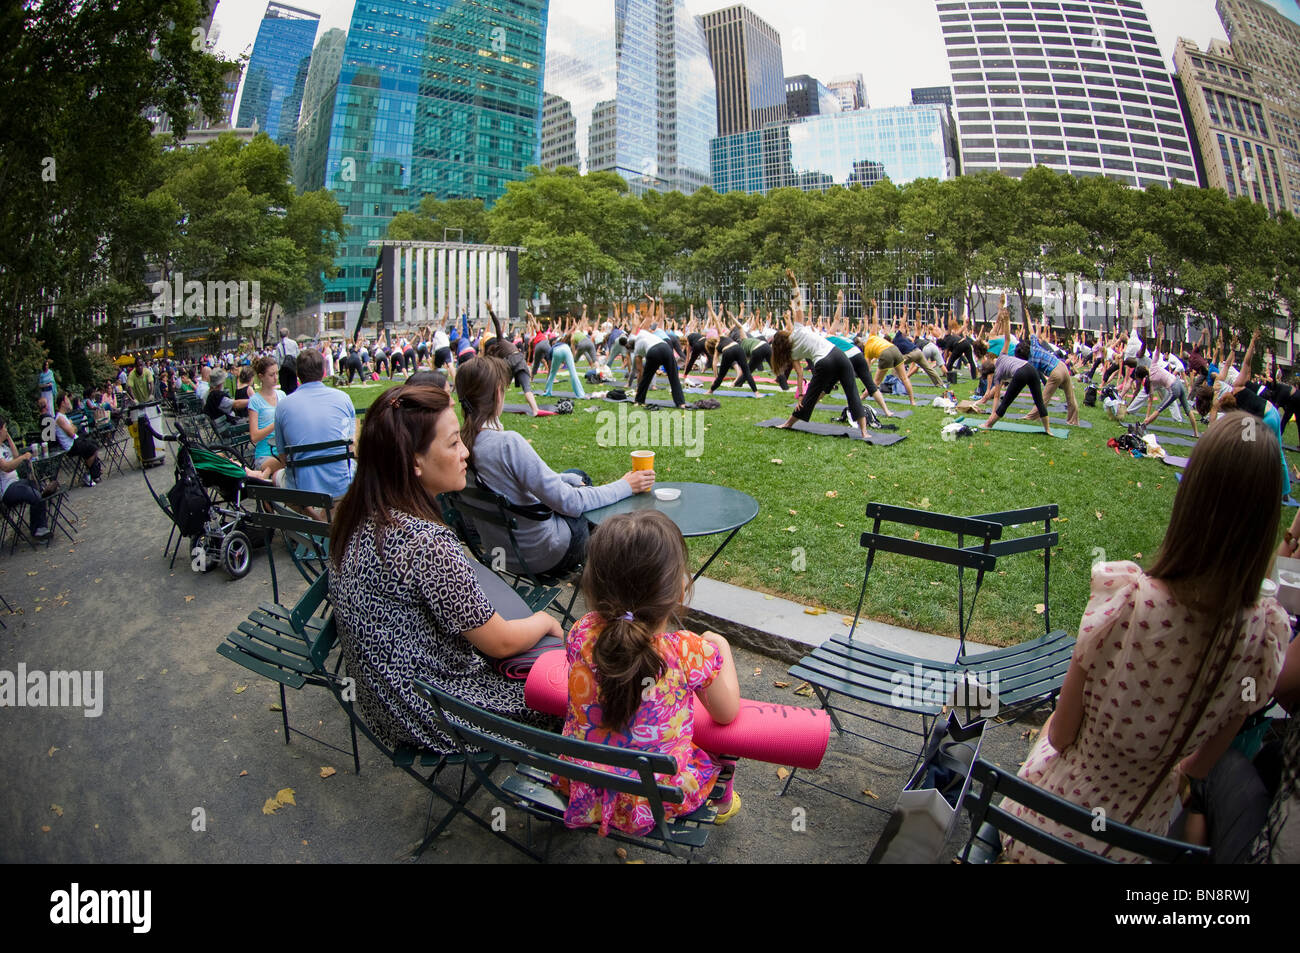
[
  {"x1": 298, "y1": 0, "x2": 550, "y2": 321},
  {"x1": 938, "y1": 0, "x2": 1198, "y2": 188},
  {"x1": 236, "y1": 2, "x2": 320, "y2": 156},
  {"x1": 827, "y1": 74, "x2": 868, "y2": 111},
  {"x1": 786, "y1": 74, "x2": 840, "y2": 119},
  {"x1": 911, "y1": 86, "x2": 954, "y2": 107},
  {"x1": 700, "y1": 5, "x2": 787, "y2": 136},
  {"x1": 711, "y1": 105, "x2": 958, "y2": 195},
  {"x1": 1174, "y1": 38, "x2": 1293, "y2": 214},
  {"x1": 543, "y1": 0, "x2": 717, "y2": 194},
  {"x1": 292, "y1": 27, "x2": 347, "y2": 193},
  {"x1": 1216, "y1": 0, "x2": 1300, "y2": 211}
]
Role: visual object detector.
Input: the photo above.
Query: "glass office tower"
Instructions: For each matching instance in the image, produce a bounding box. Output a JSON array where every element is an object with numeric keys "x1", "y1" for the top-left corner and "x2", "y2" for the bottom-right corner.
[
  {"x1": 306, "y1": 0, "x2": 550, "y2": 314},
  {"x1": 236, "y1": 3, "x2": 320, "y2": 155},
  {"x1": 710, "y1": 105, "x2": 958, "y2": 195},
  {"x1": 543, "y1": 0, "x2": 716, "y2": 194},
  {"x1": 937, "y1": 0, "x2": 1198, "y2": 188}
]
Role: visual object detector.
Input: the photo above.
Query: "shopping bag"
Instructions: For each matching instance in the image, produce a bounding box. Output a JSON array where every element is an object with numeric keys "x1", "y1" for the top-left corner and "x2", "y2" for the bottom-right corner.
[{"x1": 867, "y1": 711, "x2": 986, "y2": 864}]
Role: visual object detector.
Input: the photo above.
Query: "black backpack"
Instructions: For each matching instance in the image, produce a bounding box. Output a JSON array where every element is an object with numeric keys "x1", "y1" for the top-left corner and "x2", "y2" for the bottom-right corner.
[
  {"x1": 167, "y1": 448, "x2": 210, "y2": 538},
  {"x1": 1084, "y1": 384, "x2": 1098, "y2": 407}
]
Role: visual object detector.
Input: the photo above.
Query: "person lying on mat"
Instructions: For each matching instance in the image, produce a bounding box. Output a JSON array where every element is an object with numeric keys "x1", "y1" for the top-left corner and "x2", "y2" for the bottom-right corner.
[
  {"x1": 1000, "y1": 412, "x2": 1289, "y2": 862},
  {"x1": 772, "y1": 270, "x2": 873, "y2": 440},
  {"x1": 560, "y1": 509, "x2": 741, "y2": 835},
  {"x1": 970, "y1": 322, "x2": 1054, "y2": 437},
  {"x1": 457, "y1": 356, "x2": 654, "y2": 577},
  {"x1": 329, "y1": 384, "x2": 562, "y2": 755}
]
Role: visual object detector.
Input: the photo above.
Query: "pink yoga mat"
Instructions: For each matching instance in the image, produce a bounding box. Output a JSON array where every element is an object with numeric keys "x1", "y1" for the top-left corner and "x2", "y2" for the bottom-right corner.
[{"x1": 525, "y1": 650, "x2": 830, "y2": 769}]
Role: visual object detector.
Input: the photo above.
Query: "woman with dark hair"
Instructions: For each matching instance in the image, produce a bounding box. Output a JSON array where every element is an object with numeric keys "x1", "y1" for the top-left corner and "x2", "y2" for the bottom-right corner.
[
  {"x1": 481, "y1": 302, "x2": 541, "y2": 416},
  {"x1": 456, "y1": 356, "x2": 653, "y2": 576},
  {"x1": 1000, "y1": 412, "x2": 1290, "y2": 862},
  {"x1": 328, "y1": 384, "x2": 563, "y2": 754},
  {"x1": 771, "y1": 271, "x2": 873, "y2": 440}
]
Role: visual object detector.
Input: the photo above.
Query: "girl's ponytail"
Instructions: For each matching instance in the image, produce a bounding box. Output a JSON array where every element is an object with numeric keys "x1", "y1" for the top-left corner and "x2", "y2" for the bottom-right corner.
[{"x1": 591, "y1": 613, "x2": 665, "y2": 732}]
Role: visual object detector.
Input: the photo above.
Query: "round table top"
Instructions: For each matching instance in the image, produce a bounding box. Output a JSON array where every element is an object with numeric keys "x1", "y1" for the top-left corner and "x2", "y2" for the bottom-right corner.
[{"x1": 584, "y1": 482, "x2": 759, "y2": 538}]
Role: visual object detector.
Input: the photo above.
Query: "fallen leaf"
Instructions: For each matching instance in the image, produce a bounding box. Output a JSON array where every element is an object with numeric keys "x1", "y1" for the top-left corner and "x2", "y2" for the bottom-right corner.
[
  {"x1": 752, "y1": 667, "x2": 763, "y2": 676},
  {"x1": 842, "y1": 616, "x2": 854, "y2": 625},
  {"x1": 93, "y1": 578, "x2": 102, "y2": 583},
  {"x1": 912, "y1": 530, "x2": 921, "y2": 540},
  {"x1": 919, "y1": 497, "x2": 930, "y2": 508},
  {"x1": 776, "y1": 767, "x2": 791, "y2": 780},
  {"x1": 615, "y1": 847, "x2": 628, "y2": 860},
  {"x1": 868, "y1": 474, "x2": 877, "y2": 479},
  {"x1": 302, "y1": 840, "x2": 309, "y2": 846},
  {"x1": 1021, "y1": 727, "x2": 1041, "y2": 740},
  {"x1": 261, "y1": 798, "x2": 281, "y2": 816},
  {"x1": 48, "y1": 746, "x2": 59, "y2": 757},
  {"x1": 793, "y1": 682, "x2": 814, "y2": 697},
  {"x1": 769, "y1": 458, "x2": 783, "y2": 465},
  {"x1": 784, "y1": 525, "x2": 797, "y2": 533},
  {"x1": 825, "y1": 490, "x2": 838, "y2": 498},
  {"x1": 41, "y1": 826, "x2": 50, "y2": 833},
  {"x1": 764, "y1": 594, "x2": 774, "y2": 600},
  {"x1": 269, "y1": 704, "x2": 283, "y2": 712},
  {"x1": 51, "y1": 804, "x2": 63, "y2": 817},
  {"x1": 1133, "y1": 553, "x2": 1142, "y2": 559},
  {"x1": 861, "y1": 789, "x2": 880, "y2": 801},
  {"x1": 26, "y1": 571, "x2": 36, "y2": 576},
  {"x1": 1034, "y1": 604, "x2": 1046, "y2": 615},
  {"x1": 773, "y1": 681, "x2": 790, "y2": 689},
  {"x1": 787, "y1": 509, "x2": 797, "y2": 516},
  {"x1": 34, "y1": 606, "x2": 41, "y2": 612},
  {"x1": 184, "y1": 595, "x2": 195, "y2": 603},
  {"x1": 835, "y1": 522, "x2": 845, "y2": 527},
  {"x1": 276, "y1": 787, "x2": 296, "y2": 806},
  {"x1": 319, "y1": 767, "x2": 336, "y2": 779},
  {"x1": 239, "y1": 770, "x2": 248, "y2": 777},
  {"x1": 803, "y1": 607, "x2": 826, "y2": 616},
  {"x1": 234, "y1": 685, "x2": 247, "y2": 694},
  {"x1": 1095, "y1": 510, "x2": 1103, "y2": 520}
]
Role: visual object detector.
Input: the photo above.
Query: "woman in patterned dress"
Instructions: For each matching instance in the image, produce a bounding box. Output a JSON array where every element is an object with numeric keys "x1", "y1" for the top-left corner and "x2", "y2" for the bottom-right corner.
[
  {"x1": 328, "y1": 384, "x2": 563, "y2": 753},
  {"x1": 1002, "y1": 412, "x2": 1290, "y2": 862}
]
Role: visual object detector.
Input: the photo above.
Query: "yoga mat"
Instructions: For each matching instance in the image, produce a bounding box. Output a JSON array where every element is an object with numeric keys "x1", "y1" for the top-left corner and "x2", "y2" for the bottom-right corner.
[
  {"x1": 1006, "y1": 414, "x2": 1092, "y2": 429},
  {"x1": 502, "y1": 404, "x2": 557, "y2": 415},
  {"x1": 954, "y1": 417, "x2": 1069, "y2": 439},
  {"x1": 1146, "y1": 424, "x2": 1198, "y2": 439},
  {"x1": 525, "y1": 650, "x2": 830, "y2": 769},
  {"x1": 685, "y1": 387, "x2": 763, "y2": 398},
  {"x1": 1161, "y1": 455, "x2": 1190, "y2": 469},
  {"x1": 757, "y1": 418, "x2": 908, "y2": 446},
  {"x1": 1147, "y1": 433, "x2": 1197, "y2": 449},
  {"x1": 814, "y1": 403, "x2": 913, "y2": 419},
  {"x1": 540, "y1": 390, "x2": 586, "y2": 399},
  {"x1": 602, "y1": 397, "x2": 683, "y2": 410}
]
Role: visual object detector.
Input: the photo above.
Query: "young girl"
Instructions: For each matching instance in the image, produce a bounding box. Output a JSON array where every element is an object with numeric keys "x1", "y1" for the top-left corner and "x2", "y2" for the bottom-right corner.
[{"x1": 559, "y1": 510, "x2": 741, "y2": 836}]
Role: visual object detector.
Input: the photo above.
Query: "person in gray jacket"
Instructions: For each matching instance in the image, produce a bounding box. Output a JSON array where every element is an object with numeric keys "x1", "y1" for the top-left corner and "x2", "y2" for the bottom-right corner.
[{"x1": 454, "y1": 357, "x2": 655, "y2": 575}]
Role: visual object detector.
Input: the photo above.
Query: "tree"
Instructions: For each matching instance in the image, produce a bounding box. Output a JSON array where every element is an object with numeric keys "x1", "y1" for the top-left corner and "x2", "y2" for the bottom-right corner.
[{"x1": 388, "y1": 197, "x2": 490, "y2": 243}]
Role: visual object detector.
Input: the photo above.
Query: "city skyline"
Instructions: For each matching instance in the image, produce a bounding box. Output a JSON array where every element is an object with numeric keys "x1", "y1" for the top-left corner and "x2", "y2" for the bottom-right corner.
[{"x1": 211, "y1": 0, "x2": 1238, "y2": 115}]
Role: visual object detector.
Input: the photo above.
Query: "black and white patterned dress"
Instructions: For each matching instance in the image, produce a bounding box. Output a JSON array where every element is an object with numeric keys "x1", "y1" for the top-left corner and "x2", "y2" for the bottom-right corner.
[{"x1": 330, "y1": 510, "x2": 553, "y2": 753}]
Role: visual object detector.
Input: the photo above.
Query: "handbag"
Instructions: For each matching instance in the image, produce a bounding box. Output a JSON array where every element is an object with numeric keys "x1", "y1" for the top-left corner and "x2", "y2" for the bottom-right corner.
[{"x1": 868, "y1": 711, "x2": 986, "y2": 864}]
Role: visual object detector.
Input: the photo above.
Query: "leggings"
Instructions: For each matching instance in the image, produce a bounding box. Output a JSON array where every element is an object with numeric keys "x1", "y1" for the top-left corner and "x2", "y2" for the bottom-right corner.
[
  {"x1": 635, "y1": 342, "x2": 685, "y2": 407},
  {"x1": 748, "y1": 342, "x2": 772, "y2": 375},
  {"x1": 574, "y1": 338, "x2": 598, "y2": 366},
  {"x1": 1279, "y1": 391, "x2": 1300, "y2": 441},
  {"x1": 709, "y1": 343, "x2": 757, "y2": 393},
  {"x1": 947, "y1": 339, "x2": 977, "y2": 379},
  {"x1": 996, "y1": 364, "x2": 1050, "y2": 420},
  {"x1": 530, "y1": 340, "x2": 552, "y2": 377},
  {"x1": 848, "y1": 352, "x2": 880, "y2": 397},
  {"x1": 434, "y1": 347, "x2": 453, "y2": 369},
  {"x1": 1151, "y1": 380, "x2": 1193, "y2": 420},
  {"x1": 403, "y1": 349, "x2": 416, "y2": 374},
  {"x1": 373, "y1": 351, "x2": 389, "y2": 376},
  {"x1": 342, "y1": 356, "x2": 362, "y2": 384},
  {"x1": 794, "y1": 348, "x2": 866, "y2": 424},
  {"x1": 3, "y1": 480, "x2": 47, "y2": 533},
  {"x1": 544, "y1": 343, "x2": 584, "y2": 398}
]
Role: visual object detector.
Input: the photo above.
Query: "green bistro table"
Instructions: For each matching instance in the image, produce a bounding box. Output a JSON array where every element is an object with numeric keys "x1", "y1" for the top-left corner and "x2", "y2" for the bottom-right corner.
[{"x1": 585, "y1": 482, "x2": 759, "y2": 582}]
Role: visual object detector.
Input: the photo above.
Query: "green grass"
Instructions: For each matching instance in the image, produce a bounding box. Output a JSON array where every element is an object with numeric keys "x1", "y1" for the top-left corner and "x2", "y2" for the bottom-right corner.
[{"x1": 330, "y1": 371, "x2": 1238, "y2": 646}]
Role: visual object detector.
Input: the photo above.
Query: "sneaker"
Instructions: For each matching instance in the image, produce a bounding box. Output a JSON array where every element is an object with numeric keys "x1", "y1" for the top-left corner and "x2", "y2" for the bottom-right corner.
[
  {"x1": 33, "y1": 526, "x2": 51, "y2": 539},
  {"x1": 82, "y1": 474, "x2": 96, "y2": 487}
]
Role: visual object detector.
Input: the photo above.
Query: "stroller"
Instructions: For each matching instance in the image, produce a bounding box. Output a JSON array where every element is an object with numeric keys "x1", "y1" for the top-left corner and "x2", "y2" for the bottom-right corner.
[{"x1": 143, "y1": 420, "x2": 269, "y2": 579}]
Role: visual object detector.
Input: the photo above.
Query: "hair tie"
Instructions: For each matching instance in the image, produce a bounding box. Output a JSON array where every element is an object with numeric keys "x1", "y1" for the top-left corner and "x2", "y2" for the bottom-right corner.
[{"x1": 618, "y1": 611, "x2": 634, "y2": 622}]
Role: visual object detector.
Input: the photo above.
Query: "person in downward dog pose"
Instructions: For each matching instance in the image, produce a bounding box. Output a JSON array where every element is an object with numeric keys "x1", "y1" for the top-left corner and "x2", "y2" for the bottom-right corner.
[
  {"x1": 970, "y1": 308, "x2": 1054, "y2": 437},
  {"x1": 772, "y1": 270, "x2": 873, "y2": 440},
  {"x1": 482, "y1": 302, "x2": 541, "y2": 416}
]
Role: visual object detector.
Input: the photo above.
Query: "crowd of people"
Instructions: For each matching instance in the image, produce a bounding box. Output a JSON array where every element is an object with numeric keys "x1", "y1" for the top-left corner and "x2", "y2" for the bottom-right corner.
[{"x1": 90, "y1": 287, "x2": 1300, "y2": 862}]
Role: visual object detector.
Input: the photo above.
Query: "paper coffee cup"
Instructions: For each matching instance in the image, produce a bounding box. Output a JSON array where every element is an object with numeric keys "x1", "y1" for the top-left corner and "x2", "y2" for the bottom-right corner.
[{"x1": 631, "y1": 450, "x2": 655, "y2": 471}]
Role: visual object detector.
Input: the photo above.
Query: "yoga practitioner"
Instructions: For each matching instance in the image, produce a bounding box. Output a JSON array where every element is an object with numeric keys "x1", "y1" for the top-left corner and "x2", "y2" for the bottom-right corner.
[
  {"x1": 704, "y1": 300, "x2": 759, "y2": 394},
  {"x1": 630, "y1": 297, "x2": 686, "y2": 408},
  {"x1": 861, "y1": 300, "x2": 917, "y2": 405},
  {"x1": 543, "y1": 315, "x2": 584, "y2": 399},
  {"x1": 824, "y1": 291, "x2": 894, "y2": 418},
  {"x1": 772, "y1": 270, "x2": 872, "y2": 440},
  {"x1": 892, "y1": 310, "x2": 946, "y2": 386},
  {"x1": 1020, "y1": 311, "x2": 1080, "y2": 426},
  {"x1": 482, "y1": 302, "x2": 541, "y2": 416},
  {"x1": 971, "y1": 309, "x2": 1054, "y2": 436}
]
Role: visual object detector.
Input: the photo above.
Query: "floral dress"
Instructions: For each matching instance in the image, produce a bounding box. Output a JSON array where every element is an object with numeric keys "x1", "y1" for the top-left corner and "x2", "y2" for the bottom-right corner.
[
  {"x1": 1004, "y1": 561, "x2": 1288, "y2": 863},
  {"x1": 557, "y1": 612, "x2": 722, "y2": 836}
]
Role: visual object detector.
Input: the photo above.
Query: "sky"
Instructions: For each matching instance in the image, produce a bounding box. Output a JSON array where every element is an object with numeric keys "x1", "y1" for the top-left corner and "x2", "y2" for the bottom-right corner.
[{"x1": 208, "y1": 0, "x2": 1265, "y2": 116}]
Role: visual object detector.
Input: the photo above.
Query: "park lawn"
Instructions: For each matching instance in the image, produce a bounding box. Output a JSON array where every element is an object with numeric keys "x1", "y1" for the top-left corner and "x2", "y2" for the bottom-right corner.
[{"x1": 336, "y1": 373, "x2": 1196, "y2": 647}]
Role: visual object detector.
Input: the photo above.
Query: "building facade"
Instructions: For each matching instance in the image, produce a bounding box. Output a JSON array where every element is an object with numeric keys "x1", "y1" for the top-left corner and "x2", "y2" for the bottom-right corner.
[
  {"x1": 786, "y1": 74, "x2": 841, "y2": 119},
  {"x1": 912, "y1": 85, "x2": 954, "y2": 106},
  {"x1": 291, "y1": 27, "x2": 348, "y2": 193},
  {"x1": 700, "y1": 5, "x2": 788, "y2": 136},
  {"x1": 543, "y1": 0, "x2": 717, "y2": 194},
  {"x1": 827, "y1": 73, "x2": 868, "y2": 111},
  {"x1": 1175, "y1": 38, "x2": 1294, "y2": 214},
  {"x1": 1216, "y1": 0, "x2": 1300, "y2": 211},
  {"x1": 296, "y1": 0, "x2": 549, "y2": 325},
  {"x1": 938, "y1": 0, "x2": 1199, "y2": 188},
  {"x1": 710, "y1": 104, "x2": 958, "y2": 195},
  {"x1": 235, "y1": 2, "x2": 320, "y2": 157}
]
